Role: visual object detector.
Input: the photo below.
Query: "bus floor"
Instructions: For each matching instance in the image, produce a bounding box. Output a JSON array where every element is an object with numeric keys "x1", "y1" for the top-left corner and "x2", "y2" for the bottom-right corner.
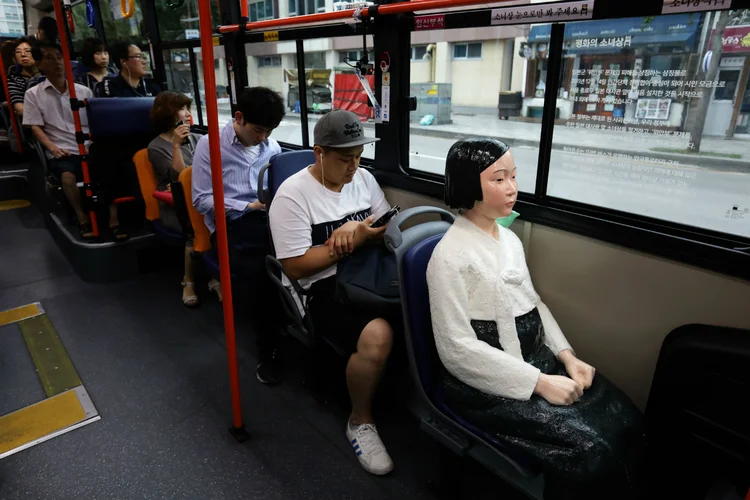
[{"x1": 0, "y1": 205, "x2": 529, "y2": 500}]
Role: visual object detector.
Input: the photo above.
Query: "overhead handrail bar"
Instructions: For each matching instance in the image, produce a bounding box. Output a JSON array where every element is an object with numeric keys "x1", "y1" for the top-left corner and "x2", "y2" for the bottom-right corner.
[{"x1": 218, "y1": 0, "x2": 517, "y2": 33}]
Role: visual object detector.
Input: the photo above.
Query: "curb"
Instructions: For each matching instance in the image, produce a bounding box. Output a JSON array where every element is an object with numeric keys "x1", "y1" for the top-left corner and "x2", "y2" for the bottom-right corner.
[{"x1": 281, "y1": 112, "x2": 750, "y2": 173}]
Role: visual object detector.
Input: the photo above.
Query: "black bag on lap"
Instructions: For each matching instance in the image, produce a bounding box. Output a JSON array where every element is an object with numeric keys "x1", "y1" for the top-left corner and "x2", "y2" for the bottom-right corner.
[{"x1": 334, "y1": 243, "x2": 401, "y2": 316}]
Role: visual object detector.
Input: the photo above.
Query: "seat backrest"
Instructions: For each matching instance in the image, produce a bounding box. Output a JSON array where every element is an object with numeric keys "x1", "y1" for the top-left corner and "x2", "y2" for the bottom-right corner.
[
  {"x1": 385, "y1": 207, "x2": 455, "y2": 401},
  {"x1": 86, "y1": 97, "x2": 155, "y2": 140},
  {"x1": 132, "y1": 149, "x2": 160, "y2": 221},
  {"x1": 402, "y1": 235, "x2": 445, "y2": 397},
  {"x1": 178, "y1": 166, "x2": 212, "y2": 253},
  {"x1": 258, "y1": 149, "x2": 316, "y2": 206}
]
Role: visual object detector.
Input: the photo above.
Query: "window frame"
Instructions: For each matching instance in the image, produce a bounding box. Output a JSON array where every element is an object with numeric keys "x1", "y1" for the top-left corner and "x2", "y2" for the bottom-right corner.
[
  {"x1": 196, "y1": 3, "x2": 750, "y2": 281},
  {"x1": 339, "y1": 50, "x2": 363, "y2": 63},
  {"x1": 411, "y1": 45, "x2": 428, "y2": 61},
  {"x1": 249, "y1": 0, "x2": 274, "y2": 21},
  {"x1": 396, "y1": 9, "x2": 750, "y2": 280},
  {"x1": 257, "y1": 54, "x2": 282, "y2": 67},
  {"x1": 452, "y1": 42, "x2": 482, "y2": 60}
]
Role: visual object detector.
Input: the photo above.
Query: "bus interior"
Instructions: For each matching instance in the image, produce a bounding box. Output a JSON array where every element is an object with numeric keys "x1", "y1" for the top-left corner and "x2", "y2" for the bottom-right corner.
[{"x1": 1, "y1": 0, "x2": 749, "y2": 498}]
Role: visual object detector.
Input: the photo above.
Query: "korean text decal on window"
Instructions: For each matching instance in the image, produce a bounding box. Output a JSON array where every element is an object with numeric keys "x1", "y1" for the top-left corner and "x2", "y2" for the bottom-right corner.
[
  {"x1": 661, "y1": 0, "x2": 728, "y2": 15},
  {"x1": 491, "y1": 0, "x2": 594, "y2": 26}
]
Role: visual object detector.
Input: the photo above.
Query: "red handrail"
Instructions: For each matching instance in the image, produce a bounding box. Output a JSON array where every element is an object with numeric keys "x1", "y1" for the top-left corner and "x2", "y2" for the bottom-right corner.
[
  {"x1": 0, "y1": 57, "x2": 24, "y2": 153},
  {"x1": 52, "y1": 1, "x2": 100, "y2": 237},
  {"x1": 219, "y1": 0, "x2": 511, "y2": 33},
  {"x1": 198, "y1": 0, "x2": 244, "y2": 432}
]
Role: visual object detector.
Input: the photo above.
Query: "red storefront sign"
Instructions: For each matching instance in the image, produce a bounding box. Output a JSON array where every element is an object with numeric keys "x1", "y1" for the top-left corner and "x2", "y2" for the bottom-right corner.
[
  {"x1": 709, "y1": 26, "x2": 750, "y2": 53},
  {"x1": 415, "y1": 14, "x2": 445, "y2": 30}
]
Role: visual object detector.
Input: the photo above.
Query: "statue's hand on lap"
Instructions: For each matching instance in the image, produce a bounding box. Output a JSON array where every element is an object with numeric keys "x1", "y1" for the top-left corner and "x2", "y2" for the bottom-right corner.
[
  {"x1": 558, "y1": 349, "x2": 595, "y2": 390},
  {"x1": 534, "y1": 373, "x2": 583, "y2": 405}
]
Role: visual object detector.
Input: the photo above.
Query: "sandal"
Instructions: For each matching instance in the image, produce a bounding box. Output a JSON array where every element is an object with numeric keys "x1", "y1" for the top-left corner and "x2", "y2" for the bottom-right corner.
[
  {"x1": 79, "y1": 221, "x2": 95, "y2": 240},
  {"x1": 208, "y1": 279, "x2": 223, "y2": 302},
  {"x1": 181, "y1": 281, "x2": 200, "y2": 308},
  {"x1": 110, "y1": 225, "x2": 129, "y2": 242}
]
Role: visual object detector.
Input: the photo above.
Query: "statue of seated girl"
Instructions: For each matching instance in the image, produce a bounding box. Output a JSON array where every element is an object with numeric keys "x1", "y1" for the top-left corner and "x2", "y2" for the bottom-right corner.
[{"x1": 426, "y1": 138, "x2": 645, "y2": 500}]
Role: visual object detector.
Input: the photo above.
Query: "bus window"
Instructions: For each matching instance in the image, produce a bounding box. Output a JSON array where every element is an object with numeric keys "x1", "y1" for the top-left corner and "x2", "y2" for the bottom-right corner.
[
  {"x1": 0, "y1": 0, "x2": 24, "y2": 39},
  {"x1": 193, "y1": 46, "x2": 233, "y2": 129},
  {"x1": 244, "y1": 40, "x2": 303, "y2": 146},
  {"x1": 300, "y1": 35, "x2": 376, "y2": 159},
  {"x1": 163, "y1": 48, "x2": 203, "y2": 123},
  {"x1": 546, "y1": 12, "x2": 750, "y2": 239},
  {"x1": 408, "y1": 28, "x2": 539, "y2": 193},
  {"x1": 101, "y1": 0, "x2": 147, "y2": 46},
  {"x1": 155, "y1": 0, "x2": 221, "y2": 42},
  {"x1": 70, "y1": 1, "x2": 98, "y2": 53}
]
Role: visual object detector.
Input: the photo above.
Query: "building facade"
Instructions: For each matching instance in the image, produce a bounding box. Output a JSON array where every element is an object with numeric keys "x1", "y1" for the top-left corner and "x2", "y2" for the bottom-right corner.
[{"x1": 0, "y1": 0, "x2": 25, "y2": 39}]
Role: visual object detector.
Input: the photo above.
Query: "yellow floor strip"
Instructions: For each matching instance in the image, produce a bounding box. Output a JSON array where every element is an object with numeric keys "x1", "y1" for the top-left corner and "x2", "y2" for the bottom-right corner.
[
  {"x1": 0, "y1": 199, "x2": 31, "y2": 211},
  {"x1": 0, "y1": 303, "x2": 42, "y2": 327},
  {"x1": 18, "y1": 315, "x2": 82, "y2": 398},
  {"x1": 0, "y1": 389, "x2": 86, "y2": 456}
]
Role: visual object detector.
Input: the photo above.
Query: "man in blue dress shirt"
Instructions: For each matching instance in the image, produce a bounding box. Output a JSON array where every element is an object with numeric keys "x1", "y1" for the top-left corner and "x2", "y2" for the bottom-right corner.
[{"x1": 192, "y1": 87, "x2": 285, "y2": 385}]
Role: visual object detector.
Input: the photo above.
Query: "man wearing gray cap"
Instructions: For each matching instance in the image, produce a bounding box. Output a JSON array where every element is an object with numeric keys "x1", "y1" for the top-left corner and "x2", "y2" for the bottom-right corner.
[{"x1": 269, "y1": 109, "x2": 395, "y2": 475}]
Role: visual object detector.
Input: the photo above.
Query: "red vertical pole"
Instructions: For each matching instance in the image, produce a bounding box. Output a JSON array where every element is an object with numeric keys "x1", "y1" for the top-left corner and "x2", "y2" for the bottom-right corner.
[
  {"x1": 50, "y1": 1, "x2": 100, "y2": 237},
  {"x1": 198, "y1": 0, "x2": 246, "y2": 435},
  {"x1": 240, "y1": 0, "x2": 248, "y2": 21},
  {"x1": 0, "y1": 57, "x2": 24, "y2": 153}
]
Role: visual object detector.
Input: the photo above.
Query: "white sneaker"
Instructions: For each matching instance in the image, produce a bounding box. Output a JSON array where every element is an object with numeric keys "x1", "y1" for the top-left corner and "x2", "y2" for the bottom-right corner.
[{"x1": 346, "y1": 420, "x2": 394, "y2": 476}]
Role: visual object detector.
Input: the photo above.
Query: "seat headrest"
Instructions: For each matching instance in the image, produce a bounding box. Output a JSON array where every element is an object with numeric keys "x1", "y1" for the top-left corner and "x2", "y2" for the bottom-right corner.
[
  {"x1": 269, "y1": 150, "x2": 316, "y2": 195},
  {"x1": 86, "y1": 97, "x2": 155, "y2": 139}
]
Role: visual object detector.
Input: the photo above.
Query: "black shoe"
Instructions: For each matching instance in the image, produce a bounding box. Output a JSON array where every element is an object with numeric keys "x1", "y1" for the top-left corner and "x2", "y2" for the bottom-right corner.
[{"x1": 256, "y1": 348, "x2": 282, "y2": 386}]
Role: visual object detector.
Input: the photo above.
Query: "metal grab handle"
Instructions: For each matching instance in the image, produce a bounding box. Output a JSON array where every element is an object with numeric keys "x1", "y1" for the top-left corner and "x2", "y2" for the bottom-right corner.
[{"x1": 384, "y1": 206, "x2": 455, "y2": 251}]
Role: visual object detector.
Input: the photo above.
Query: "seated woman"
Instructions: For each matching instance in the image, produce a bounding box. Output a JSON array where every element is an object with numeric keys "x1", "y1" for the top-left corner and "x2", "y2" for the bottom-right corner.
[
  {"x1": 8, "y1": 37, "x2": 41, "y2": 119},
  {"x1": 426, "y1": 138, "x2": 644, "y2": 500},
  {"x1": 148, "y1": 91, "x2": 221, "y2": 307},
  {"x1": 77, "y1": 38, "x2": 116, "y2": 91}
]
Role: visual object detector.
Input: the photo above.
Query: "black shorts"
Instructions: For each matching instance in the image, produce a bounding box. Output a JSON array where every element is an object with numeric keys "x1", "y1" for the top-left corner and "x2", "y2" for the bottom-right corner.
[
  {"x1": 47, "y1": 156, "x2": 83, "y2": 180},
  {"x1": 308, "y1": 276, "x2": 383, "y2": 355}
]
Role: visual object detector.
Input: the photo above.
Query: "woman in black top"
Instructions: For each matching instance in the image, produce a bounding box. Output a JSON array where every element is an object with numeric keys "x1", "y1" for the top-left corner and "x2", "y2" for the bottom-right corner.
[{"x1": 78, "y1": 38, "x2": 115, "y2": 91}]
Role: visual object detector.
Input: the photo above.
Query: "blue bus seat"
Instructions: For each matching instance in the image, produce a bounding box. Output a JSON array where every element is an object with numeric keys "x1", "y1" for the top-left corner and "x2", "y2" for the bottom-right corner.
[
  {"x1": 258, "y1": 149, "x2": 316, "y2": 207},
  {"x1": 85, "y1": 97, "x2": 157, "y2": 217},
  {"x1": 385, "y1": 206, "x2": 544, "y2": 497},
  {"x1": 86, "y1": 97, "x2": 156, "y2": 141},
  {"x1": 258, "y1": 149, "x2": 317, "y2": 349}
]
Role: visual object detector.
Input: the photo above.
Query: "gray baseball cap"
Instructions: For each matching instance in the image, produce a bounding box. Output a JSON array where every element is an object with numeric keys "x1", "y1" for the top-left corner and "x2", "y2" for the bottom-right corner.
[{"x1": 313, "y1": 109, "x2": 379, "y2": 148}]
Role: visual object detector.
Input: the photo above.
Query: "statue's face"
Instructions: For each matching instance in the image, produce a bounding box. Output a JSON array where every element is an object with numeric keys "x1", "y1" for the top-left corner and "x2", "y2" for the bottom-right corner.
[{"x1": 477, "y1": 152, "x2": 518, "y2": 218}]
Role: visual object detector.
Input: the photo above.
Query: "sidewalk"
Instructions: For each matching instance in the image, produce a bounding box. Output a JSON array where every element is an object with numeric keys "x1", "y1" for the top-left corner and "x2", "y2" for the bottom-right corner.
[
  {"x1": 409, "y1": 114, "x2": 750, "y2": 170},
  {"x1": 230, "y1": 106, "x2": 750, "y2": 171}
]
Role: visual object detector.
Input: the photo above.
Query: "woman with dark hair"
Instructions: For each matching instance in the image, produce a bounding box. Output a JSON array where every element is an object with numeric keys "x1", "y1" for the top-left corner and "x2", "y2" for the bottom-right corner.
[
  {"x1": 79, "y1": 38, "x2": 114, "y2": 90},
  {"x1": 426, "y1": 138, "x2": 644, "y2": 500},
  {"x1": 148, "y1": 91, "x2": 220, "y2": 307},
  {"x1": 36, "y1": 16, "x2": 59, "y2": 42},
  {"x1": 7, "y1": 37, "x2": 40, "y2": 118}
]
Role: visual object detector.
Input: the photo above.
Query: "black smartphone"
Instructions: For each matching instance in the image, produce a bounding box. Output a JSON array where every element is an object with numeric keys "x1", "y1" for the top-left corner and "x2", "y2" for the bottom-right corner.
[
  {"x1": 175, "y1": 120, "x2": 189, "y2": 145},
  {"x1": 370, "y1": 205, "x2": 400, "y2": 228}
]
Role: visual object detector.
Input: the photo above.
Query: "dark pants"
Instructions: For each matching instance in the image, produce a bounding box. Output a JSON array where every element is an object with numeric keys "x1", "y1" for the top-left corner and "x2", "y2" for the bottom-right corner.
[
  {"x1": 47, "y1": 155, "x2": 83, "y2": 180},
  {"x1": 210, "y1": 210, "x2": 281, "y2": 354}
]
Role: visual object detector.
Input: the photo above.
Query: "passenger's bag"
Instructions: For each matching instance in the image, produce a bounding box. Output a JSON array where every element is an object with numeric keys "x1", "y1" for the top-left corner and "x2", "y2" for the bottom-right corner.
[{"x1": 334, "y1": 242, "x2": 401, "y2": 315}]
